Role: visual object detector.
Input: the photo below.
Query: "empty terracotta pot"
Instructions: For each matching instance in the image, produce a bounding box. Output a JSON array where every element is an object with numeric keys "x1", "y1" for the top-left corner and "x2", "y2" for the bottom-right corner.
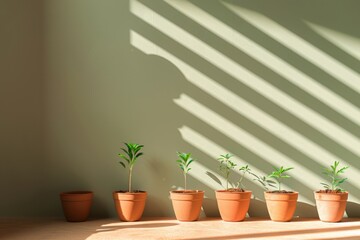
[
  {"x1": 170, "y1": 190, "x2": 204, "y2": 221},
  {"x1": 314, "y1": 191, "x2": 348, "y2": 222},
  {"x1": 265, "y1": 191, "x2": 298, "y2": 222},
  {"x1": 215, "y1": 190, "x2": 252, "y2": 222},
  {"x1": 60, "y1": 191, "x2": 93, "y2": 222},
  {"x1": 113, "y1": 191, "x2": 147, "y2": 222}
]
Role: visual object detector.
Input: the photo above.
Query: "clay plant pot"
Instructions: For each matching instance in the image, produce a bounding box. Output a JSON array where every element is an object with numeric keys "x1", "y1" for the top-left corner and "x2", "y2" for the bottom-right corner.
[
  {"x1": 314, "y1": 191, "x2": 348, "y2": 222},
  {"x1": 215, "y1": 190, "x2": 252, "y2": 222},
  {"x1": 113, "y1": 191, "x2": 147, "y2": 222},
  {"x1": 60, "y1": 191, "x2": 93, "y2": 222},
  {"x1": 170, "y1": 190, "x2": 204, "y2": 221},
  {"x1": 264, "y1": 191, "x2": 298, "y2": 222}
]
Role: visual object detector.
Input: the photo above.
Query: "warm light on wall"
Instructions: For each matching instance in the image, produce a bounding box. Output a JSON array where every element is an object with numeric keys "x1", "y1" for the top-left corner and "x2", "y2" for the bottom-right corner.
[
  {"x1": 223, "y1": 2, "x2": 360, "y2": 95},
  {"x1": 165, "y1": 0, "x2": 360, "y2": 128},
  {"x1": 130, "y1": 0, "x2": 360, "y2": 159}
]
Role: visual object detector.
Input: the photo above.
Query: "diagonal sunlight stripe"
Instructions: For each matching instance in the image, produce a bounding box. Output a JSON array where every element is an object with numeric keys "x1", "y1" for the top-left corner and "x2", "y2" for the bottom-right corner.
[
  {"x1": 305, "y1": 21, "x2": 360, "y2": 63},
  {"x1": 178, "y1": 125, "x2": 313, "y2": 202},
  {"x1": 130, "y1": 0, "x2": 360, "y2": 157},
  {"x1": 130, "y1": 30, "x2": 360, "y2": 189},
  {"x1": 222, "y1": 2, "x2": 360, "y2": 95},
  {"x1": 165, "y1": 0, "x2": 360, "y2": 127},
  {"x1": 174, "y1": 93, "x2": 321, "y2": 198}
]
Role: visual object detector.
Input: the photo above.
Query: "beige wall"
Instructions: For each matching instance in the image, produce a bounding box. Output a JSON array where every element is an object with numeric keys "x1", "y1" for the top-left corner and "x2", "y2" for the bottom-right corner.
[{"x1": 1, "y1": 0, "x2": 360, "y2": 218}]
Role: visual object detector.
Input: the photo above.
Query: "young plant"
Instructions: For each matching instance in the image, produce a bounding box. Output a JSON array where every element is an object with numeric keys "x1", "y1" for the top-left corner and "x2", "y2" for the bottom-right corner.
[
  {"x1": 118, "y1": 143, "x2": 144, "y2": 193},
  {"x1": 268, "y1": 166, "x2": 293, "y2": 192},
  {"x1": 218, "y1": 154, "x2": 236, "y2": 190},
  {"x1": 236, "y1": 165, "x2": 253, "y2": 190},
  {"x1": 321, "y1": 161, "x2": 348, "y2": 192},
  {"x1": 217, "y1": 154, "x2": 255, "y2": 191},
  {"x1": 176, "y1": 152, "x2": 194, "y2": 191}
]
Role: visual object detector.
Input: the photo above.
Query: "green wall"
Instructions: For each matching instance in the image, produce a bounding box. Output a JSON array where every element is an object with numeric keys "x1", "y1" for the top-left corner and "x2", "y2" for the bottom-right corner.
[{"x1": 1, "y1": 0, "x2": 360, "y2": 218}]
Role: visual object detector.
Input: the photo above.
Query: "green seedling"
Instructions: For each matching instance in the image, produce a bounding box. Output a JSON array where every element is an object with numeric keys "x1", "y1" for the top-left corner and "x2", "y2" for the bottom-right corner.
[
  {"x1": 118, "y1": 143, "x2": 144, "y2": 193},
  {"x1": 176, "y1": 152, "x2": 194, "y2": 191},
  {"x1": 268, "y1": 166, "x2": 293, "y2": 191},
  {"x1": 218, "y1": 153, "x2": 254, "y2": 190},
  {"x1": 218, "y1": 154, "x2": 236, "y2": 190},
  {"x1": 321, "y1": 161, "x2": 348, "y2": 192},
  {"x1": 236, "y1": 165, "x2": 253, "y2": 190}
]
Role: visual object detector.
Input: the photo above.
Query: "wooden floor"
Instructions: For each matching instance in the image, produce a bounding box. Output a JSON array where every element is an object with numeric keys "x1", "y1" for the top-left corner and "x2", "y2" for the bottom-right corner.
[{"x1": 1, "y1": 217, "x2": 360, "y2": 240}]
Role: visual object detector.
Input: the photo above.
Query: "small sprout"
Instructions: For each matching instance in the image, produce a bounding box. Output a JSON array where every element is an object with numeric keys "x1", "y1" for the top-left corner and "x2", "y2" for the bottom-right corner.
[
  {"x1": 268, "y1": 166, "x2": 293, "y2": 191},
  {"x1": 176, "y1": 152, "x2": 194, "y2": 191},
  {"x1": 321, "y1": 161, "x2": 348, "y2": 192},
  {"x1": 236, "y1": 165, "x2": 253, "y2": 190},
  {"x1": 217, "y1": 154, "x2": 255, "y2": 191},
  {"x1": 218, "y1": 153, "x2": 236, "y2": 190}
]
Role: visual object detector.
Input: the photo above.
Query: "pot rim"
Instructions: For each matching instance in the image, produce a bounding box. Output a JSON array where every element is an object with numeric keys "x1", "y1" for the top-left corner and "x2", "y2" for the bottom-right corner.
[
  {"x1": 60, "y1": 191, "x2": 93, "y2": 196},
  {"x1": 113, "y1": 190, "x2": 147, "y2": 194},
  {"x1": 314, "y1": 190, "x2": 348, "y2": 194},
  {"x1": 265, "y1": 191, "x2": 298, "y2": 194},
  {"x1": 216, "y1": 190, "x2": 252, "y2": 193},
  {"x1": 170, "y1": 190, "x2": 204, "y2": 194}
]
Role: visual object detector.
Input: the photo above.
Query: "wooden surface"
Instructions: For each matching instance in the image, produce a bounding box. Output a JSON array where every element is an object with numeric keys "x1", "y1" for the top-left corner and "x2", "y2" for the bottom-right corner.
[{"x1": 1, "y1": 217, "x2": 360, "y2": 239}]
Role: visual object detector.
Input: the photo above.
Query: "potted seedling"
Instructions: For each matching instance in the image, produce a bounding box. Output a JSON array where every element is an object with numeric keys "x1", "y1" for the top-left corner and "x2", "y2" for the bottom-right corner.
[
  {"x1": 170, "y1": 152, "x2": 204, "y2": 221},
  {"x1": 214, "y1": 154, "x2": 253, "y2": 221},
  {"x1": 256, "y1": 166, "x2": 298, "y2": 222},
  {"x1": 113, "y1": 143, "x2": 147, "y2": 222},
  {"x1": 315, "y1": 161, "x2": 349, "y2": 222}
]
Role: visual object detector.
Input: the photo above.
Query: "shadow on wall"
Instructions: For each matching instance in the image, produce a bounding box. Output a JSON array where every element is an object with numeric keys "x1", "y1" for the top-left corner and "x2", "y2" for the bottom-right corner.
[{"x1": 128, "y1": 0, "x2": 360, "y2": 217}]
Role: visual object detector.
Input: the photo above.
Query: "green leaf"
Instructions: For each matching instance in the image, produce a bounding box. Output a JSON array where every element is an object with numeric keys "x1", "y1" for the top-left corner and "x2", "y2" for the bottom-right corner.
[
  {"x1": 186, "y1": 159, "x2": 194, "y2": 167},
  {"x1": 337, "y1": 166, "x2": 349, "y2": 174},
  {"x1": 121, "y1": 148, "x2": 129, "y2": 155},
  {"x1": 118, "y1": 154, "x2": 130, "y2": 163},
  {"x1": 119, "y1": 161, "x2": 126, "y2": 168},
  {"x1": 338, "y1": 178, "x2": 347, "y2": 184}
]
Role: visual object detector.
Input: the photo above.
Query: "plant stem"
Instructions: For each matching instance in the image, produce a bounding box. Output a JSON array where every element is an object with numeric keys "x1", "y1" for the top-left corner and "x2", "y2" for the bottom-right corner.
[
  {"x1": 129, "y1": 166, "x2": 133, "y2": 193},
  {"x1": 226, "y1": 171, "x2": 229, "y2": 190},
  {"x1": 278, "y1": 180, "x2": 281, "y2": 191},
  {"x1": 184, "y1": 172, "x2": 187, "y2": 191},
  {"x1": 238, "y1": 172, "x2": 245, "y2": 189}
]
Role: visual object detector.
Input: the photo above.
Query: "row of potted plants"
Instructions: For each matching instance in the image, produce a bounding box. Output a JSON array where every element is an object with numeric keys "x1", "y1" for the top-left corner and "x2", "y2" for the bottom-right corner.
[{"x1": 60, "y1": 143, "x2": 349, "y2": 223}]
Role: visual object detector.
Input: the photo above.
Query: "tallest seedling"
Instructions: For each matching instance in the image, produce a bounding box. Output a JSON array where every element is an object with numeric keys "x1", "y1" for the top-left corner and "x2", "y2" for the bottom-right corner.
[{"x1": 118, "y1": 143, "x2": 144, "y2": 193}]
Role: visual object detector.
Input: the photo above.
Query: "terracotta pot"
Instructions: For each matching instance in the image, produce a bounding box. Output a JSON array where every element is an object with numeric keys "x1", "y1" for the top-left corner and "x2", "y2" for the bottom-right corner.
[
  {"x1": 170, "y1": 190, "x2": 204, "y2": 221},
  {"x1": 60, "y1": 191, "x2": 93, "y2": 222},
  {"x1": 113, "y1": 191, "x2": 147, "y2": 222},
  {"x1": 314, "y1": 191, "x2": 348, "y2": 222},
  {"x1": 264, "y1": 191, "x2": 298, "y2": 222},
  {"x1": 215, "y1": 190, "x2": 252, "y2": 222}
]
